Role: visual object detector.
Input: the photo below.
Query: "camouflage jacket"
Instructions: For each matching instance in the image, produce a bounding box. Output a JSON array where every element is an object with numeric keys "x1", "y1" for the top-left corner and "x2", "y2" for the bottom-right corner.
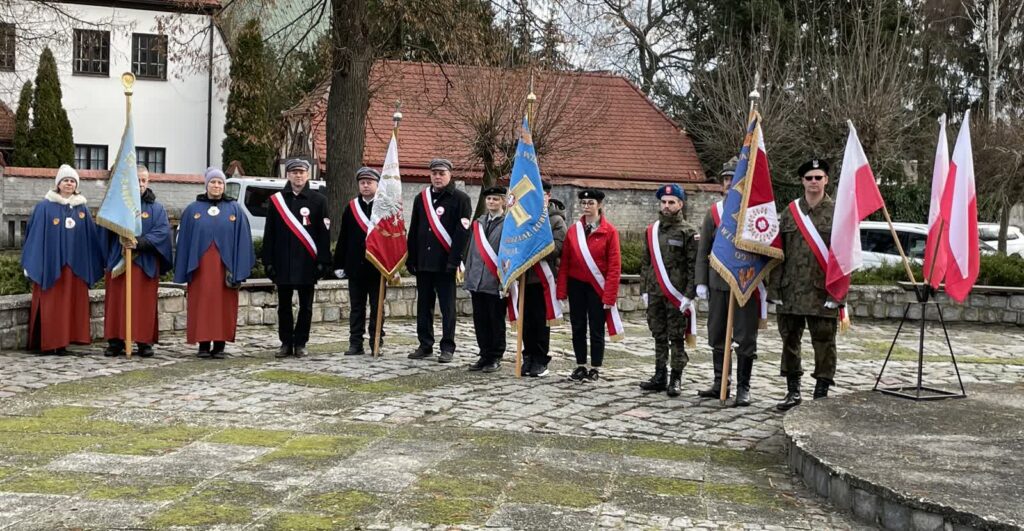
[
  {"x1": 640, "y1": 211, "x2": 698, "y2": 301},
  {"x1": 694, "y1": 203, "x2": 731, "y2": 292},
  {"x1": 768, "y1": 195, "x2": 843, "y2": 317}
]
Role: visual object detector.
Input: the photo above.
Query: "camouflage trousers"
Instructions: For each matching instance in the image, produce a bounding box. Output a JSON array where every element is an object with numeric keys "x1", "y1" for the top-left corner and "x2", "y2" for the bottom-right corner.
[
  {"x1": 777, "y1": 313, "x2": 837, "y2": 384},
  {"x1": 646, "y1": 293, "x2": 689, "y2": 371}
]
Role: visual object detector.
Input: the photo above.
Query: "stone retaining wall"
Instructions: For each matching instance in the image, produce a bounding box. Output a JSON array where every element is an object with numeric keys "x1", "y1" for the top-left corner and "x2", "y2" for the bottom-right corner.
[{"x1": 0, "y1": 278, "x2": 1020, "y2": 351}]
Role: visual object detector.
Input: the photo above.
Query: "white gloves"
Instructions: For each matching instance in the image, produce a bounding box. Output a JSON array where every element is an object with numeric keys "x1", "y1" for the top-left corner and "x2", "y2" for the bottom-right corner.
[
  {"x1": 641, "y1": 293, "x2": 648, "y2": 306},
  {"x1": 678, "y1": 297, "x2": 692, "y2": 313},
  {"x1": 824, "y1": 301, "x2": 839, "y2": 309},
  {"x1": 334, "y1": 269, "x2": 345, "y2": 279},
  {"x1": 696, "y1": 284, "x2": 708, "y2": 300},
  {"x1": 603, "y1": 304, "x2": 613, "y2": 310}
]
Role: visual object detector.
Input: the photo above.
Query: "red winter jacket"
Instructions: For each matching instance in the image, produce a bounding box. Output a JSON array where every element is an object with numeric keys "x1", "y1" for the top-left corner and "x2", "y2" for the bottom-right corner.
[{"x1": 556, "y1": 215, "x2": 622, "y2": 306}]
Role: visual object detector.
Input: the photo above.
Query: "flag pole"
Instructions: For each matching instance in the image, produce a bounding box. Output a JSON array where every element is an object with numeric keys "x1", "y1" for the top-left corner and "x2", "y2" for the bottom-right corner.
[
  {"x1": 372, "y1": 105, "x2": 402, "y2": 358},
  {"x1": 880, "y1": 204, "x2": 921, "y2": 291},
  {"x1": 514, "y1": 86, "x2": 538, "y2": 379},
  {"x1": 122, "y1": 73, "x2": 136, "y2": 359}
]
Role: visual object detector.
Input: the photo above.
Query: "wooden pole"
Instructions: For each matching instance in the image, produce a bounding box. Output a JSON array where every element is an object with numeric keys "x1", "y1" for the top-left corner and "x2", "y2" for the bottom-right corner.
[
  {"x1": 880, "y1": 204, "x2": 920, "y2": 288},
  {"x1": 925, "y1": 219, "x2": 945, "y2": 289},
  {"x1": 125, "y1": 247, "x2": 133, "y2": 359},
  {"x1": 719, "y1": 291, "x2": 736, "y2": 403},
  {"x1": 514, "y1": 278, "x2": 527, "y2": 378},
  {"x1": 372, "y1": 276, "x2": 385, "y2": 357}
]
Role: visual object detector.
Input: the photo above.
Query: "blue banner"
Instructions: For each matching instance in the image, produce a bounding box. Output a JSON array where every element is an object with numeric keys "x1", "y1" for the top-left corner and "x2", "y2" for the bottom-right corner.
[
  {"x1": 497, "y1": 115, "x2": 554, "y2": 292},
  {"x1": 97, "y1": 107, "x2": 142, "y2": 240}
]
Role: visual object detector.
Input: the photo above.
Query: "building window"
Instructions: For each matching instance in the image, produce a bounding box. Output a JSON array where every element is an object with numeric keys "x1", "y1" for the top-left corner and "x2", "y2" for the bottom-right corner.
[
  {"x1": 72, "y1": 29, "x2": 110, "y2": 76},
  {"x1": 132, "y1": 33, "x2": 167, "y2": 80},
  {"x1": 74, "y1": 144, "x2": 107, "y2": 170},
  {"x1": 0, "y1": 23, "x2": 14, "y2": 72},
  {"x1": 136, "y1": 147, "x2": 165, "y2": 173}
]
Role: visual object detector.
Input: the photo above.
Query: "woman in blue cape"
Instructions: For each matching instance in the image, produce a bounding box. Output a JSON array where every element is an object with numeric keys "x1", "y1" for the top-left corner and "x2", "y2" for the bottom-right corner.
[
  {"x1": 21, "y1": 165, "x2": 105, "y2": 355},
  {"x1": 173, "y1": 168, "x2": 254, "y2": 358}
]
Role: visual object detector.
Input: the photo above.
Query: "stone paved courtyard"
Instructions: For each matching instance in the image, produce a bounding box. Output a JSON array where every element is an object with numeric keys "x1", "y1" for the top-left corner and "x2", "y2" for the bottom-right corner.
[{"x1": 0, "y1": 316, "x2": 1021, "y2": 530}]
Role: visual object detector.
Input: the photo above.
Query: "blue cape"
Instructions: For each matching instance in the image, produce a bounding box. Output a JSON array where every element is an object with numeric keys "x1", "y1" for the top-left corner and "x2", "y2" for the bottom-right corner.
[
  {"x1": 104, "y1": 196, "x2": 173, "y2": 279},
  {"x1": 173, "y1": 196, "x2": 255, "y2": 284},
  {"x1": 21, "y1": 195, "x2": 106, "y2": 290}
]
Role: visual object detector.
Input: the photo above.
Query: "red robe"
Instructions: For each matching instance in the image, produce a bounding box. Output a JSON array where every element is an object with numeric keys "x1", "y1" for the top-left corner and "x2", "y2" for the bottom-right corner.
[
  {"x1": 186, "y1": 245, "x2": 239, "y2": 343},
  {"x1": 103, "y1": 264, "x2": 160, "y2": 344},
  {"x1": 29, "y1": 266, "x2": 92, "y2": 351}
]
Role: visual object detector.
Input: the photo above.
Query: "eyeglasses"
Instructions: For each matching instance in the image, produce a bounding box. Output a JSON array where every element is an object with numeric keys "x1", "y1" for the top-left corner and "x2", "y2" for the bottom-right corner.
[
  {"x1": 803, "y1": 175, "x2": 825, "y2": 181},
  {"x1": 579, "y1": 200, "x2": 599, "y2": 206}
]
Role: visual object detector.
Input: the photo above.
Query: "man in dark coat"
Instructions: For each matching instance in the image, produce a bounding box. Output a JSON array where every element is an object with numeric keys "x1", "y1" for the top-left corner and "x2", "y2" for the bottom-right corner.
[
  {"x1": 520, "y1": 182, "x2": 567, "y2": 377},
  {"x1": 406, "y1": 158, "x2": 472, "y2": 363},
  {"x1": 262, "y1": 159, "x2": 332, "y2": 358},
  {"x1": 333, "y1": 167, "x2": 384, "y2": 356}
]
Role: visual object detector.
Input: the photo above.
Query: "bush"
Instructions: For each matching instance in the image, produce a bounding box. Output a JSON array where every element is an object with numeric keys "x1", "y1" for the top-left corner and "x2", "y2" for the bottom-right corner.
[
  {"x1": 620, "y1": 238, "x2": 643, "y2": 275},
  {"x1": 0, "y1": 254, "x2": 30, "y2": 295},
  {"x1": 851, "y1": 254, "x2": 1024, "y2": 288}
]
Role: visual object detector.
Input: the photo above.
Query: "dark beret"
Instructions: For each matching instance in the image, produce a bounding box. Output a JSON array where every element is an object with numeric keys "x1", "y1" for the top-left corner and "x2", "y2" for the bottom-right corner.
[
  {"x1": 542, "y1": 181, "x2": 552, "y2": 192},
  {"x1": 655, "y1": 183, "x2": 686, "y2": 201},
  {"x1": 797, "y1": 158, "x2": 830, "y2": 177},
  {"x1": 577, "y1": 189, "x2": 605, "y2": 201},
  {"x1": 355, "y1": 167, "x2": 381, "y2": 182},
  {"x1": 429, "y1": 158, "x2": 453, "y2": 171},
  {"x1": 482, "y1": 186, "x2": 507, "y2": 197}
]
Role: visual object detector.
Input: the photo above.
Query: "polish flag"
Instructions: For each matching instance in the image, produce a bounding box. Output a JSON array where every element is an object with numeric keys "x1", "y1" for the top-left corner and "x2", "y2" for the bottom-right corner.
[
  {"x1": 940, "y1": 111, "x2": 978, "y2": 303},
  {"x1": 923, "y1": 115, "x2": 949, "y2": 288},
  {"x1": 825, "y1": 121, "x2": 885, "y2": 301}
]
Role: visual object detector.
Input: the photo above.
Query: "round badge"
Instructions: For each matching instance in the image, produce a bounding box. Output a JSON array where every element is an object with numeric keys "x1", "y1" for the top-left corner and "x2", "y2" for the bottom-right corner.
[
  {"x1": 52, "y1": 218, "x2": 60, "y2": 225},
  {"x1": 141, "y1": 212, "x2": 150, "y2": 219},
  {"x1": 64, "y1": 217, "x2": 76, "y2": 229},
  {"x1": 208, "y1": 206, "x2": 220, "y2": 216},
  {"x1": 229, "y1": 214, "x2": 237, "y2": 222},
  {"x1": 300, "y1": 207, "x2": 310, "y2": 217},
  {"x1": 193, "y1": 213, "x2": 201, "y2": 219},
  {"x1": 435, "y1": 206, "x2": 445, "y2": 216},
  {"x1": 324, "y1": 218, "x2": 331, "y2": 229},
  {"x1": 78, "y1": 211, "x2": 86, "y2": 219},
  {"x1": 460, "y1": 218, "x2": 471, "y2": 229}
]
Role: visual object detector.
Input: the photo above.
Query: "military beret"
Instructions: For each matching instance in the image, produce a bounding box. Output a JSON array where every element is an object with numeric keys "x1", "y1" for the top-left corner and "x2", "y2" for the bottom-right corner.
[
  {"x1": 797, "y1": 158, "x2": 830, "y2": 177},
  {"x1": 285, "y1": 158, "x2": 311, "y2": 172},
  {"x1": 542, "y1": 181, "x2": 552, "y2": 192},
  {"x1": 577, "y1": 189, "x2": 605, "y2": 201},
  {"x1": 429, "y1": 158, "x2": 453, "y2": 171},
  {"x1": 721, "y1": 156, "x2": 739, "y2": 176},
  {"x1": 656, "y1": 183, "x2": 686, "y2": 201},
  {"x1": 482, "y1": 185, "x2": 507, "y2": 197},
  {"x1": 355, "y1": 167, "x2": 381, "y2": 182}
]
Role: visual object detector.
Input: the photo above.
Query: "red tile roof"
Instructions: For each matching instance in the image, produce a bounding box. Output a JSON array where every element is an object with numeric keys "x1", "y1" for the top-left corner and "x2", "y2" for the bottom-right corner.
[
  {"x1": 0, "y1": 102, "x2": 14, "y2": 144},
  {"x1": 1, "y1": 166, "x2": 204, "y2": 184},
  {"x1": 288, "y1": 61, "x2": 705, "y2": 185},
  {"x1": 61, "y1": 0, "x2": 220, "y2": 14}
]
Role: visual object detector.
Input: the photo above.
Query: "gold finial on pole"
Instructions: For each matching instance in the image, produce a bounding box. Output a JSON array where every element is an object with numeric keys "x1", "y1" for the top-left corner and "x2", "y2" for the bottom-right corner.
[
  {"x1": 121, "y1": 72, "x2": 136, "y2": 95},
  {"x1": 748, "y1": 71, "x2": 761, "y2": 114},
  {"x1": 526, "y1": 73, "x2": 537, "y2": 126},
  {"x1": 392, "y1": 100, "x2": 403, "y2": 129}
]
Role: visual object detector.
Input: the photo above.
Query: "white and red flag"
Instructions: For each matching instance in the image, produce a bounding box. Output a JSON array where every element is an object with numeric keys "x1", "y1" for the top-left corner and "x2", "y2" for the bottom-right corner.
[
  {"x1": 940, "y1": 111, "x2": 978, "y2": 303},
  {"x1": 923, "y1": 115, "x2": 949, "y2": 288},
  {"x1": 365, "y1": 132, "x2": 408, "y2": 276},
  {"x1": 825, "y1": 121, "x2": 885, "y2": 301}
]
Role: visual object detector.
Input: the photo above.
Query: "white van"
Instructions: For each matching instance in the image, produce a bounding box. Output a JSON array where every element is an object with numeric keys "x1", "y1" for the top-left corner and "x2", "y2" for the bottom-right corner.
[
  {"x1": 224, "y1": 177, "x2": 328, "y2": 240},
  {"x1": 859, "y1": 221, "x2": 996, "y2": 268},
  {"x1": 978, "y1": 223, "x2": 1024, "y2": 257}
]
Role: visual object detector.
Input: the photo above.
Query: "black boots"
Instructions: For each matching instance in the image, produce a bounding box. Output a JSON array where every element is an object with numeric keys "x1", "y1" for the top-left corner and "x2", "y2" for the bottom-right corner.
[
  {"x1": 734, "y1": 357, "x2": 754, "y2": 407},
  {"x1": 666, "y1": 369, "x2": 682, "y2": 397},
  {"x1": 639, "y1": 366, "x2": 668, "y2": 391},
  {"x1": 813, "y1": 379, "x2": 830, "y2": 399},
  {"x1": 776, "y1": 375, "x2": 802, "y2": 411},
  {"x1": 698, "y1": 350, "x2": 729, "y2": 399}
]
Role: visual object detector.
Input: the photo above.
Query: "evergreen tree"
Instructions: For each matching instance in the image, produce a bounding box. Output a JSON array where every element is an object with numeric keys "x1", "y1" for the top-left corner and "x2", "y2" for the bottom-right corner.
[
  {"x1": 28, "y1": 48, "x2": 74, "y2": 168},
  {"x1": 222, "y1": 18, "x2": 275, "y2": 176},
  {"x1": 12, "y1": 81, "x2": 33, "y2": 167}
]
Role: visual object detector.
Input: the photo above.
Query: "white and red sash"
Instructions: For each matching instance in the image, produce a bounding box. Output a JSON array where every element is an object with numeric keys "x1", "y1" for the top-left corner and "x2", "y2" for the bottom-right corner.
[
  {"x1": 711, "y1": 200, "x2": 724, "y2": 227},
  {"x1": 788, "y1": 200, "x2": 847, "y2": 323},
  {"x1": 507, "y1": 261, "x2": 564, "y2": 325},
  {"x1": 270, "y1": 192, "x2": 317, "y2": 259},
  {"x1": 570, "y1": 221, "x2": 624, "y2": 340},
  {"x1": 647, "y1": 221, "x2": 697, "y2": 338},
  {"x1": 350, "y1": 198, "x2": 371, "y2": 233},
  {"x1": 471, "y1": 220, "x2": 517, "y2": 320},
  {"x1": 421, "y1": 188, "x2": 452, "y2": 252}
]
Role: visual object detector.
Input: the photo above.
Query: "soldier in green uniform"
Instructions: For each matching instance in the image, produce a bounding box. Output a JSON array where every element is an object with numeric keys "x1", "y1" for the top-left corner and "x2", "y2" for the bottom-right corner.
[
  {"x1": 638, "y1": 184, "x2": 698, "y2": 397},
  {"x1": 769, "y1": 159, "x2": 844, "y2": 411}
]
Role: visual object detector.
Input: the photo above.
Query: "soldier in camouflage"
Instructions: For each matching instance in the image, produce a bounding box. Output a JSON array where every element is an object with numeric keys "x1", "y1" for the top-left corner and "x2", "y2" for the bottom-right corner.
[
  {"x1": 769, "y1": 159, "x2": 845, "y2": 411},
  {"x1": 638, "y1": 184, "x2": 698, "y2": 397}
]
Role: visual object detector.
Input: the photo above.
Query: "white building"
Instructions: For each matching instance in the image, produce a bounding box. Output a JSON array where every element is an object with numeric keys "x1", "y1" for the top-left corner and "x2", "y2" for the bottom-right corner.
[{"x1": 0, "y1": 0, "x2": 230, "y2": 173}]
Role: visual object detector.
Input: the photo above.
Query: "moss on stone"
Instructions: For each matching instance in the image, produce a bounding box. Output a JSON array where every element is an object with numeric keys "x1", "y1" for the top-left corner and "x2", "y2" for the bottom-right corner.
[
  {"x1": 259, "y1": 434, "x2": 369, "y2": 462},
  {"x1": 404, "y1": 496, "x2": 489, "y2": 525},
  {"x1": 197, "y1": 480, "x2": 285, "y2": 507},
  {"x1": 209, "y1": 428, "x2": 294, "y2": 447},
  {"x1": 0, "y1": 471, "x2": 93, "y2": 495},
  {"x1": 507, "y1": 477, "x2": 602, "y2": 508},
  {"x1": 85, "y1": 482, "x2": 194, "y2": 502},
  {"x1": 704, "y1": 483, "x2": 788, "y2": 508},
  {"x1": 309, "y1": 490, "x2": 377, "y2": 516},
  {"x1": 0, "y1": 414, "x2": 125, "y2": 436},
  {"x1": 416, "y1": 473, "x2": 504, "y2": 499},
  {"x1": 708, "y1": 448, "x2": 782, "y2": 472},
  {"x1": 39, "y1": 406, "x2": 98, "y2": 419},
  {"x1": 148, "y1": 498, "x2": 252, "y2": 527},
  {"x1": 0, "y1": 431, "x2": 104, "y2": 455},
  {"x1": 629, "y1": 476, "x2": 702, "y2": 497},
  {"x1": 267, "y1": 512, "x2": 344, "y2": 531},
  {"x1": 250, "y1": 369, "x2": 351, "y2": 388},
  {"x1": 0, "y1": 467, "x2": 14, "y2": 481},
  {"x1": 93, "y1": 425, "x2": 211, "y2": 456}
]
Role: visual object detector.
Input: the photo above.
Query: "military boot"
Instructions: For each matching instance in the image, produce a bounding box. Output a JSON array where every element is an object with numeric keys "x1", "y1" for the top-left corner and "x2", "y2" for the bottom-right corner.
[
  {"x1": 776, "y1": 375, "x2": 802, "y2": 411},
  {"x1": 734, "y1": 357, "x2": 754, "y2": 407},
  {"x1": 666, "y1": 369, "x2": 683, "y2": 397},
  {"x1": 639, "y1": 365, "x2": 668, "y2": 391},
  {"x1": 697, "y1": 349, "x2": 728, "y2": 398},
  {"x1": 812, "y1": 379, "x2": 830, "y2": 399}
]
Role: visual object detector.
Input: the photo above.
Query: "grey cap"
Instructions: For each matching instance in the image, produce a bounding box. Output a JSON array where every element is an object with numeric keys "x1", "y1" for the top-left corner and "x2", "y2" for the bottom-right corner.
[
  {"x1": 285, "y1": 158, "x2": 311, "y2": 172},
  {"x1": 720, "y1": 156, "x2": 739, "y2": 176},
  {"x1": 429, "y1": 158, "x2": 453, "y2": 171},
  {"x1": 355, "y1": 167, "x2": 381, "y2": 182}
]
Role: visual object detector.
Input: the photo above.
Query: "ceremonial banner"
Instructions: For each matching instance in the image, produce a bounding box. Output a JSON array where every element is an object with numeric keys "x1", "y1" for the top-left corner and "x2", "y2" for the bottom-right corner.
[
  {"x1": 97, "y1": 88, "x2": 143, "y2": 276},
  {"x1": 366, "y1": 132, "x2": 408, "y2": 276},
  {"x1": 940, "y1": 111, "x2": 978, "y2": 303},
  {"x1": 924, "y1": 115, "x2": 950, "y2": 288},
  {"x1": 709, "y1": 112, "x2": 783, "y2": 306},
  {"x1": 497, "y1": 115, "x2": 554, "y2": 292}
]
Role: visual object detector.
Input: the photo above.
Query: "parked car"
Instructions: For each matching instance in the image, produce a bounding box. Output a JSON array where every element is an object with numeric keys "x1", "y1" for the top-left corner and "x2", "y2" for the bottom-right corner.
[
  {"x1": 978, "y1": 222, "x2": 1024, "y2": 257},
  {"x1": 859, "y1": 221, "x2": 996, "y2": 269},
  {"x1": 224, "y1": 177, "x2": 328, "y2": 240}
]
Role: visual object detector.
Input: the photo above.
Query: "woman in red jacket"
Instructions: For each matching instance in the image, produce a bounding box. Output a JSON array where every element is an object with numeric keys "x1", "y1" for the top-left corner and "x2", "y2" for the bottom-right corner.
[{"x1": 556, "y1": 189, "x2": 622, "y2": 382}]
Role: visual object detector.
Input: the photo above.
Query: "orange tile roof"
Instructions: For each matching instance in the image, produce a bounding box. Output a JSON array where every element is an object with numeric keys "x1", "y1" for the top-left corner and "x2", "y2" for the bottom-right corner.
[{"x1": 289, "y1": 61, "x2": 705, "y2": 185}]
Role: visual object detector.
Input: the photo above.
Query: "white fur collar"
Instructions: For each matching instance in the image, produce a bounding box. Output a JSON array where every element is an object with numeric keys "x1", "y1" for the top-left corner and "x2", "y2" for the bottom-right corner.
[{"x1": 45, "y1": 190, "x2": 88, "y2": 207}]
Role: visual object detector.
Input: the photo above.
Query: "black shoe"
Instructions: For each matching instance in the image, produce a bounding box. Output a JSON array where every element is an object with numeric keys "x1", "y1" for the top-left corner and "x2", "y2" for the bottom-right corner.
[
  {"x1": 294, "y1": 346, "x2": 308, "y2": 358},
  {"x1": 666, "y1": 369, "x2": 682, "y2": 397},
  {"x1": 481, "y1": 361, "x2": 501, "y2": 373},
  {"x1": 776, "y1": 375, "x2": 803, "y2": 411},
  {"x1": 344, "y1": 345, "x2": 365, "y2": 356},
  {"x1": 697, "y1": 381, "x2": 729, "y2": 399},
  {"x1": 570, "y1": 366, "x2": 588, "y2": 381},
  {"x1": 639, "y1": 366, "x2": 668, "y2": 392},
  {"x1": 437, "y1": 351, "x2": 454, "y2": 364},
  {"x1": 812, "y1": 379, "x2": 830, "y2": 399},
  {"x1": 532, "y1": 364, "x2": 549, "y2": 378},
  {"x1": 104, "y1": 342, "x2": 124, "y2": 357},
  {"x1": 586, "y1": 368, "x2": 600, "y2": 382},
  {"x1": 54, "y1": 347, "x2": 69, "y2": 356},
  {"x1": 211, "y1": 341, "x2": 226, "y2": 359},
  {"x1": 468, "y1": 358, "x2": 486, "y2": 372},
  {"x1": 275, "y1": 345, "x2": 292, "y2": 358},
  {"x1": 197, "y1": 342, "x2": 212, "y2": 359},
  {"x1": 519, "y1": 358, "x2": 534, "y2": 377},
  {"x1": 734, "y1": 357, "x2": 754, "y2": 407},
  {"x1": 408, "y1": 348, "x2": 431, "y2": 360},
  {"x1": 136, "y1": 343, "x2": 154, "y2": 358}
]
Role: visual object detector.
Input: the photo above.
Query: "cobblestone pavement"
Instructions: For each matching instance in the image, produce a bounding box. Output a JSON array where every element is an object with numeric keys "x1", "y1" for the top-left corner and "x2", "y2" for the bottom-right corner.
[{"x1": 0, "y1": 316, "x2": 1020, "y2": 530}]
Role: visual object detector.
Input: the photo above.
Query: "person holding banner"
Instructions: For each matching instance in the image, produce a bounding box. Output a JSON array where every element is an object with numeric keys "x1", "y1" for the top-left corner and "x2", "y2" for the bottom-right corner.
[
  {"x1": 463, "y1": 186, "x2": 508, "y2": 373},
  {"x1": 638, "y1": 184, "x2": 698, "y2": 397},
  {"x1": 102, "y1": 165, "x2": 173, "y2": 358},
  {"x1": 556, "y1": 189, "x2": 623, "y2": 382},
  {"x1": 174, "y1": 168, "x2": 255, "y2": 358},
  {"x1": 769, "y1": 159, "x2": 842, "y2": 410},
  {"x1": 262, "y1": 159, "x2": 332, "y2": 358},
  {"x1": 22, "y1": 165, "x2": 105, "y2": 355},
  {"x1": 407, "y1": 158, "x2": 473, "y2": 363},
  {"x1": 333, "y1": 167, "x2": 384, "y2": 356},
  {"x1": 520, "y1": 182, "x2": 567, "y2": 377}
]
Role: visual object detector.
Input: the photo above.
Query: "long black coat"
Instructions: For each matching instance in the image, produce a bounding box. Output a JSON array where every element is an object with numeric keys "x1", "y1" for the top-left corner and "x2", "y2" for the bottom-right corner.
[
  {"x1": 332, "y1": 197, "x2": 378, "y2": 280},
  {"x1": 407, "y1": 183, "x2": 472, "y2": 274},
  {"x1": 261, "y1": 182, "x2": 331, "y2": 285}
]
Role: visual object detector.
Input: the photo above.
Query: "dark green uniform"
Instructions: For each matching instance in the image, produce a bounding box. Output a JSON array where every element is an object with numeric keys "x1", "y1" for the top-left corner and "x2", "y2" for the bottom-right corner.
[
  {"x1": 640, "y1": 211, "x2": 698, "y2": 371},
  {"x1": 769, "y1": 196, "x2": 842, "y2": 384}
]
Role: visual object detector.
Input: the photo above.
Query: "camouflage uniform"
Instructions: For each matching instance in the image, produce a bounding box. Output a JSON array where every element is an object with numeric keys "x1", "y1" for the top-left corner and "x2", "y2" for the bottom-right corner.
[
  {"x1": 769, "y1": 196, "x2": 842, "y2": 385},
  {"x1": 640, "y1": 211, "x2": 698, "y2": 373}
]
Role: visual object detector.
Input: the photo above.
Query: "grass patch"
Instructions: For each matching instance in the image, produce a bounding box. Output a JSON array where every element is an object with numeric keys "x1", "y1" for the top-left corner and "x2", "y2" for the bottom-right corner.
[
  {"x1": 93, "y1": 425, "x2": 211, "y2": 456},
  {"x1": 209, "y1": 428, "x2": 294, "y2": 447},
  {"x1": 309, "y1": 490, "x2": 377, "y2": 517},
  {"x1": 196, "y1": 480, "x2": 285, "y2": 507},
  {"x1": 0, "y1": 431, "x2": 106, "y2": 456},
  {"x1": 507, "y1": 475, "x2": 603, "y2": 508},
  {"x1": 404, "y1": 496, "x2": 490, "y2": 525},
  {"x1": 0, "y1": 471, "x2": 93, "y2": 495},
  {"x1": 708, "y1": 448, "x2": 782, "y2": 472},
  {"x1": 267, "y1": 513, "x2": 345, "y2": 531},
  {"x1": 0, "y1": 467, "x2": 15, "y2": 481},
  {"x1": 259, "y1": 434, "x2": 369, "y2": 462},
  {"x1": 249, "y1": 370, "x2": 414, "y2": 393},
  {"x1": 864, "y1": 340, "x2": 918, "y2": 359},
  {"x1": 416, "y1": 474, "x2": 504, "y2": 499},
  {"x1": 86, "y1": 481, "x2": 194, "y2": 502},
  {"x1": 705, "y1": 483, "x2": 790, "y2": 508},
  {"x1": 148, "y1": 497, "x2": 252, "y2": 527},
  {"x1": 38, "y1": 406, "x2": 98, "y2": 419}
]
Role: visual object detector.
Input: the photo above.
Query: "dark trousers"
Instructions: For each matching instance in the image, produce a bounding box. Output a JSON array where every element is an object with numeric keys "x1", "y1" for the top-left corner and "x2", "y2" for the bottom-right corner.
[
  {"x1": 708, "y1": 288, "x2": 760, "y2": 361},
  {"x1": 568, "y1": 278, "x2": 605, "y2": 367},
  {"x1": 522, "y1": 283, "x2": 551, "y2": 367},
  {"x1": 777, "y1": 313, "x2": 837, "y2": 384},
  {"x1": 416, "y1": 271, "x2": 457, "y2": 353},
  {"x1": 277, "y1": 284, "x2": 315, "y2": 347},
  {"x1": 348, "y1": 272, "x2": 384, "y2": 349},
  {"x1": 470, "y1": 291, "x2": 506, "y2": 362}
]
